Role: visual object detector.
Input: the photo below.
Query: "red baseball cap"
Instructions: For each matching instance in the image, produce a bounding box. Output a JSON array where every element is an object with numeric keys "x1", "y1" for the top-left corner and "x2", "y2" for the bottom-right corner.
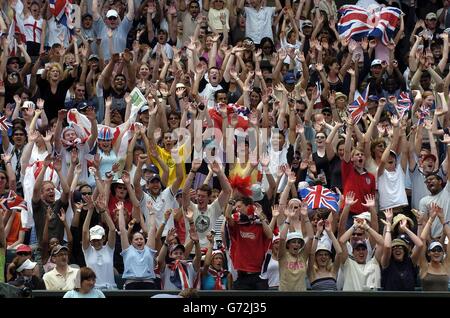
[{"x1": 16, "y1": 244, "x2": 32, "y2": 254}]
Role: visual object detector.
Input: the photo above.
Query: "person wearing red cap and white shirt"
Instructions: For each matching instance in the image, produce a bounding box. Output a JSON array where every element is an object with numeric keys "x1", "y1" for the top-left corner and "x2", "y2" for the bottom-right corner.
[{"x1": 91, "y1": 0, "x2": 134, "y2": 61}]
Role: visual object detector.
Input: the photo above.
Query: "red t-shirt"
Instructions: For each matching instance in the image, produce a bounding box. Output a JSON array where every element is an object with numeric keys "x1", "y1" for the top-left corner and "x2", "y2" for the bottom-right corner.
[
  {"x1": 228, "y1": 222, "x2": 270, "y2": 273},
  {"x1": 341, "y1": 160, "x2": 376, "y2": 214},
  {"x1": 108, "y1": 196, "x2": 133, "y2": 222}
]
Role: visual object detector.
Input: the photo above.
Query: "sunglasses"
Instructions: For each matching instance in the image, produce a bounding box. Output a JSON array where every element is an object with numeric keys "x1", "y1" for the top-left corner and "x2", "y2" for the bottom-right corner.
[
  {"x1": 430, "y1": 248, "x2": 443, "y2": 253},
  {"x1": 81, "y1": 192, "x2": 92, "y2": 195},
  {"x1": 17, "y1": 252, "x2": 31, "y2": 256},
  {"x1": 108, "y1": 16, "x2": 118, "y2": 20},
  {"x1": 352, "y1": 232, "x2": 364, "y2": 237}
]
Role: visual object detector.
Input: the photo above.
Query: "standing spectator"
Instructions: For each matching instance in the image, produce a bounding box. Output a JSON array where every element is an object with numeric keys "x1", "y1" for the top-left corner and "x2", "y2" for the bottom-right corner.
[
  {"x1": 82, "y1": 195, "x2": 117, "y2": 290},
  {"x1": 416, "y1": 203, "x2": 450, "y2": 291},
  {"x1": 278, "y1": 200, "x2": 313, "y2": 291},
  {"x1": 117, "y1": 201, "x2": 158, "y2": 290},
  {"x1": 419, "y1": 135, "x2": 450, "y2": 238},
  {"x1": 92, "y1": 0, "x2": 135, "y2": 61},
  {"x1": 339, "y1": 219, "x2": 384, "y2": 291},
  {"x1": 225, "y1": 198, "x2": 272, "y2": 290},
  {"x1": 380, "y1": 209, "x2": 423, "y2": 291},
  {"x1": 237, "y1": 0, "x2": 282, "y2": 44},
  {"x1": 342, "y1": 119, "x2": 376, "y2": 226},
  {"x1": 308, "y1": 218, "x2": 343, "y2": 291}
]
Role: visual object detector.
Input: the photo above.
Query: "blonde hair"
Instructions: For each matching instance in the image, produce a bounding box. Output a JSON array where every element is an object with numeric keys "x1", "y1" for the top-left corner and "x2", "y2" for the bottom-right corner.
[{"x1": 46, "y1": 63, "x2": 63, "y2": 81}]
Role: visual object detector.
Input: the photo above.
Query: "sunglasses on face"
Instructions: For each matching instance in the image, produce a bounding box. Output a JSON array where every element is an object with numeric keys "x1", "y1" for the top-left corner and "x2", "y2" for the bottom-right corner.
[
  {"x1": 108, "y1": 17, "x2": 118, "y2": 20},
  {"x1": 16, "y1": 252, "x2": 31, "y2": 256},
  {"x1": 430, "y1": 248, "x2": 443, "y2": 253},
  {"x1": 17, "y1": 252, "x2": 31, "y2": 256},
  {"x1": 352, "y1": 232, "x2": 364, "y2": 237},
  {"x1": 81, "y1": 192, "x2": 92, "y2": 195}
]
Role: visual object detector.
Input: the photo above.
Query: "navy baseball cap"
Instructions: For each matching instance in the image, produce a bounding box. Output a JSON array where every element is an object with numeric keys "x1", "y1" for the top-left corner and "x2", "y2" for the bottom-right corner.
[{"x1": 284, "y1": 72, "x2": 296, "y2": 85}]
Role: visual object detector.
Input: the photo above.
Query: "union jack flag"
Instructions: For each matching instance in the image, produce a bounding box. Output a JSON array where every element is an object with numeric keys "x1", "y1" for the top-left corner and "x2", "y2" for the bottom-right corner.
[
  {"x1": 348, "y1": 84, "x2": 370, "y2": 124},
  {"x1": 298, "y1": 185, "x2": 340, "y2": 212},
  {"x1": 0, "y1": 115, "x2": 12, "y2": 131},
  {"x1": 338, "y1": 5, "x2": 402, "y2": 45},
  {"x1": 396, "y1": 92, "x2": 411, "y2": 117},
  {"x1": 49, "y1": 0, "x2": 74, "y2": 31},
  {"x1": 417, "y1": 105, "x2": 430, "y2": 125}
]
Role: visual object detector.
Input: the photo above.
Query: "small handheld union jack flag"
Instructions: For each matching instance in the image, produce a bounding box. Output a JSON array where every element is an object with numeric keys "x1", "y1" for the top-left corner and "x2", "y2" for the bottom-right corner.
[
  {"x1": 298, "y1": 185, "x2": 340, "y2": 212},
  {"x1": 417, "y1": 105, "x2": 430, "y2": 125},
  {"x1": 0, "y1": 115, "x2": 12, "y2": 131},
  {"x1": 348, "y1": 84, "x2": 370, "y2": 124},
  {"x1": 396, "y1": 92, "x2": 411, "y2": 118}
]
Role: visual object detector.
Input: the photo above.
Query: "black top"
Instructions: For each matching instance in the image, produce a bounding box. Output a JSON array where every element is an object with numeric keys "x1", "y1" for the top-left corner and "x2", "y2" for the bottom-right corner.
[
  {"x1": 32, "y1": 199, "x2": 68, "y2": 245},
  {"x1": 37, "y1": 74, "x2": 76, "y2": 121},
  {"x1": 312, "y1": 152, "x2": 330, "y2": 188},
  {"x1": 381, "y1": 256, "x2": 418, "y2": 291}
]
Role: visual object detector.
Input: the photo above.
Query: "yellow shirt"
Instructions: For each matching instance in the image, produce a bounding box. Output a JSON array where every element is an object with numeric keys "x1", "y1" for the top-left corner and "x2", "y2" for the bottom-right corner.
[
  {"x1": 279, "y1": 249, "x2": 308, "y2": 291},
  {"x1": 229, "y1": 161, "x2": 259, "y2": 184},
  {"x1": 43, "y1": 266, "x2": 79, "y2": 291},
  {"x1": 150, "y1": 145, "x2": 186, "y2": 187}
]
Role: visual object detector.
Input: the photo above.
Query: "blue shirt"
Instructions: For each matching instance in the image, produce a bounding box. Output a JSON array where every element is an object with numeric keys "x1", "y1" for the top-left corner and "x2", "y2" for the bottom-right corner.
[{"x1": 121, "y1": 245, "x2": 157, "y2": 280}]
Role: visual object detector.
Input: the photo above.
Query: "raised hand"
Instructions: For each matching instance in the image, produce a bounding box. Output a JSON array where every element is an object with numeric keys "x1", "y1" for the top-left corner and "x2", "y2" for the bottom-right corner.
[
  {"x1": 185, "y1": 206, "x2": 194, "y2": 221},
  {"x1": 399, "y1": 219, "x2": 409, "y2": 233},
  {"x1": 361, "y1": 194, "x2": 375, "y2": 209},
  {"x1": 316, "y1": 219, "x2": 324, "y2": 233},
  {"x1": 164, "y1": 209, "x2": 172, "y2": 222},
  {"x1": 121, "y1": 170, "x2": 131, "y2": 184},
  {"x1": 53, "y1": 156, "x2": 62, "y2": 171},
  {"x1": 384, "y1": 208, "x2": 393, "y2": 224},
  {"x1": 272, "y1": 204, "x2": 280, "y2": 218},
  {"x1": 58, "y1": 208, "x2": 66, "y2": 223},
  {"x1": 345, "y1": 191, "x2": 358, "y2": 207}
]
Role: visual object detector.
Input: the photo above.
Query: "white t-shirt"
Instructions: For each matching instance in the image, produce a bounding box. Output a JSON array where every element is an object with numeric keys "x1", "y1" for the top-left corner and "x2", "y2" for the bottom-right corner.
[
  {"x1": 244, "y1": 6, "x2": 276, "y2": 44},
  {"x1": 186, "y1": 200, "x2": 222, "y2": 248},
  {"x1": 83, "y1": 244, "x2": 117, "y2": 289},
  {"x1": 419, "y1": 181, "x2": 450, "y2": 238},
  {"x1": 341, "y1": 257, "x2": 381, "y2": 291},
  {"x1": 378, "y1": 160, "x2": 408, "y2": 210},
  {"x1": 142, "y1": 188, "x2": 178, "y2": 237}
]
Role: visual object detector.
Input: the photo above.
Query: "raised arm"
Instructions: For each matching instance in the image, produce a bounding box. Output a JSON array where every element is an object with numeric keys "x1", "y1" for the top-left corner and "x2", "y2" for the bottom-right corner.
[{"x1": 117, "y1": 201, "x2": 130, "y2": 250}]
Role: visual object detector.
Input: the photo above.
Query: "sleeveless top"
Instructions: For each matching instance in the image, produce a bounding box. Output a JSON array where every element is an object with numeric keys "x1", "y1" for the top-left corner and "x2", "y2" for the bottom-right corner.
[
  {"x1": 310, "y1": 277, "x2": 337, "y2": 291},
  {"x1": 381, "y1": 257, "x2": 417, "y2": 291},
  {"x1": 421, "y1": 272, "x2": 449, "y2": 291}
]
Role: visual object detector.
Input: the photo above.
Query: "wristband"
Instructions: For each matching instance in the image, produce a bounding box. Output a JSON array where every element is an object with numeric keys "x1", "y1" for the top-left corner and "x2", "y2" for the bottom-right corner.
[
  {"x1": 313, "y1": 236, "x2": 319, "y2": 240},
  {"x1": 189, "y1": 221, "x2": 194, "y2": 225},
  {"x1": 162, "y1": 221, "x2": 167, "y2": 226},
  {"x1": 284, "y1": 221, "x2": 291, "y2": 225}
]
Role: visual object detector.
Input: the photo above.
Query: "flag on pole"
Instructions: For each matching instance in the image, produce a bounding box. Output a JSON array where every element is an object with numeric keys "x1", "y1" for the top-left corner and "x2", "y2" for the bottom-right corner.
[
  {"x1": 396, "y1": 91, "x2": 411, "y2": 117},
  {"x1": 348, "y1": 84, "x2": 370, "y2": 124}
]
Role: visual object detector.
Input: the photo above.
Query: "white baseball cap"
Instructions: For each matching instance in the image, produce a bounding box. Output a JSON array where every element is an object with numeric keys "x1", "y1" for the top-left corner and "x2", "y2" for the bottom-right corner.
[
  {"x1": 89, "y1": 225, "x2": 105, "y2": 241},
  {"x1": 106, "y1": 9, "x2": 119, "y2": 19}
]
